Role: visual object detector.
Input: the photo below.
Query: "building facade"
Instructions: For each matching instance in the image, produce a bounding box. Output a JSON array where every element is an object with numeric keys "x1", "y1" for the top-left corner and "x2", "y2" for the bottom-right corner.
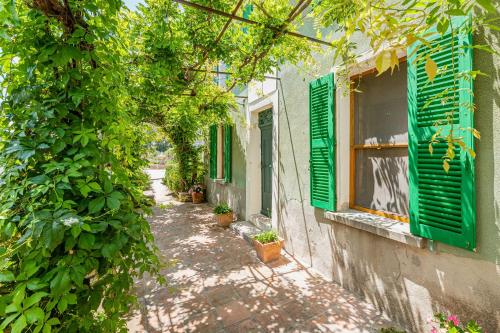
[{"x1": 206, "y1": 17, "x2": 500, "y2": 332}]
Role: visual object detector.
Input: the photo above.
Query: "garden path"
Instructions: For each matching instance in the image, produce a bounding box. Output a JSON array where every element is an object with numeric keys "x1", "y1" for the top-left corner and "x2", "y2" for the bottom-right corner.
[{"x1": 126, "y1": 169, "x2": 396, "y2": 333}]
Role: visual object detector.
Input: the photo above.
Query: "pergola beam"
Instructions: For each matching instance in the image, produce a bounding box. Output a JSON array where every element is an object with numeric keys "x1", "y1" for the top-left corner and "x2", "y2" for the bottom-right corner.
[
  {"x1": 189, "y1": 68, "x2": 279, "y2": 80},
  {"x1": 173, "y1": 0, "x2": 332, "y2": 47},
  {"x1": 214, "y1": 0, "x2": 245, "y2": 45}
]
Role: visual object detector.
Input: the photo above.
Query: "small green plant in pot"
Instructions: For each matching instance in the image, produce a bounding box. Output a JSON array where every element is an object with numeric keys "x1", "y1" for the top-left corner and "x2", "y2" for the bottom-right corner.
[
  {"x1": 253, "y1": 230, "x2": 284, "y2": 263},
  {"x1": 213, "y1": 204, "x2": 233, "y2": 227}
]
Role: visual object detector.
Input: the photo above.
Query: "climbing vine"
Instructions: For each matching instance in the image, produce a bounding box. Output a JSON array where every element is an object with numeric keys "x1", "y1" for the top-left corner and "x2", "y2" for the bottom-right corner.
[
  {"x1": 0, "y1": 1, "x2": 162, "y2": 332},
  {"x1": 0, "y1": 0, "x2": 498, "y2": 332}
]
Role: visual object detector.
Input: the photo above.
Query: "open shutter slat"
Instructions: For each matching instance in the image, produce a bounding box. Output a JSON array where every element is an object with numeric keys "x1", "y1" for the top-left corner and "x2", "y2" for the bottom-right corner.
[
  {"x1": 224, "y1": 124, "x2": 232, "y2": 183},
  {"x1": 309, "y1": 73, "x2": 336, "y2": 211},
  {"x1": 408, "y1": 16, "x2": 476, "y2": 250},
  {"x1": 209, "y1": 125, "x2": 217, "y2": 179}
]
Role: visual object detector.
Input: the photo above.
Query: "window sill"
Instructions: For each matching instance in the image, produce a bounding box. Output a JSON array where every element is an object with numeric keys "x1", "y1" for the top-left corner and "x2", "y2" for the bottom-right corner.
[
  {"x1": 324, "y1": 209, "x2": 426, "y2": 249},
  {"x1": 212, "y1": 178, "x2": 228, "y2": 184}
]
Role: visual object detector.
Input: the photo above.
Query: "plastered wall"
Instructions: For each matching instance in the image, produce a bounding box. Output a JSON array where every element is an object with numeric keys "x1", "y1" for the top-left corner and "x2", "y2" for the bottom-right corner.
[{"x1": 275, "y1": 25, "x2": 500, "y2": 332}]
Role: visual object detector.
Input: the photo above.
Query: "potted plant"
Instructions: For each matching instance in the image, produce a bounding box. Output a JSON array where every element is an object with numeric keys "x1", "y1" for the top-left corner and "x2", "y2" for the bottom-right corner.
[
  {"x1": 213, "y1": 204, "x2": 233, "y2": 227},
  {"x1": 252, "y1": 230, "x2": 284, "y2": 263},
  {"x1": 190, "y1": 184, "x2": 205, "y2": 204}
]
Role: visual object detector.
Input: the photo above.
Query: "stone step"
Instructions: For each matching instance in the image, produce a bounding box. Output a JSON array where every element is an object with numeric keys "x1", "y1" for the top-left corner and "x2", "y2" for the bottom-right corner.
[
  {"x1": 230, "y1": 221, "x2": 262, "y2": 243},
  {"x1": 249, "y1": 214, "x2": 272, "y2": 231}
]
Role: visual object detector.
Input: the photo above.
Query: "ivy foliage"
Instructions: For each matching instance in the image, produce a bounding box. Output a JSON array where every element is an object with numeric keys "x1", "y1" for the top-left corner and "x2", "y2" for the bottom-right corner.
[
  {"x1": 0, "y1": 0, "x2": 498, "y2": 332},
  {"x1": 311, "y1": 0, "x2": 499, "y2": 168},
  {"x1": 0, "y1": 1, "x2": 163, "y2": 332},
  {"x1": 125, "y1": 0, "x2": 317, "y2": 193}
]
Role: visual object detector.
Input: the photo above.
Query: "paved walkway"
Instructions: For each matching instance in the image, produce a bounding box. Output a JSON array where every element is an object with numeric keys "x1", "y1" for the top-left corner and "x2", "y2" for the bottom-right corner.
[{"x1": 127, "y1": 170, "x2": 394, "y2": 332}]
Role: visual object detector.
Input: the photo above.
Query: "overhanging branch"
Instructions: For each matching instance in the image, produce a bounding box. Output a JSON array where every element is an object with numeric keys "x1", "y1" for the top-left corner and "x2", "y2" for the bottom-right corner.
[{"x1": 173, "y1": 0, "x2": 332, "y2": 47}]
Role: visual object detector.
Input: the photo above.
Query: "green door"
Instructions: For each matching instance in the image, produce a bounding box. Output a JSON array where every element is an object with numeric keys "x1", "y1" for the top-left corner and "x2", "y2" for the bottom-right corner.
[{"x1": 259, "y1": 109, "x2": 273, "y2": 217}]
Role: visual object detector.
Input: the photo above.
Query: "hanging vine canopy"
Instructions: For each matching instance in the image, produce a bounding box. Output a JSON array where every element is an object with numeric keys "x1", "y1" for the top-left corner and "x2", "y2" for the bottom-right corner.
[{"x1": 0, "y1": 0, "x2": 498, "y2": 332}]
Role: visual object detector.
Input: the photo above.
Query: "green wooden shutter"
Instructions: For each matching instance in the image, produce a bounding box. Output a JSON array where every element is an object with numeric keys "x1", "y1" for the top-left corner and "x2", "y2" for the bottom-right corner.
[
  {"x1": 309, "y1": 73, "x2": 336, "y2": 211},
  {"x1": 209, "y1": 125, "x2": 217, "y2": 179},
  {"x1": 224, "y1": 124, "x2": 232, "y2": 183},
  {"x1": 408, "y1": 16, "x2": 475, "y2": 250}
]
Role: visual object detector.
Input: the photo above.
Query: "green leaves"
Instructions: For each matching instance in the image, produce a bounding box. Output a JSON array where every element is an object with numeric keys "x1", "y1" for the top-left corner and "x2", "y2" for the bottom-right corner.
[
  {"x1": 106, "y1": 191, "x2": 123, "y2": 210},
  {"x1": 25, "y1": 307, "x2": 44, "y2": 324},
  {"x1": 425, "y1": 57, "x2": 438, "y2": 82},
  {"x1": 73, "y1": 128, "x2": 97, "y2": 147},
  {"x1": 0, "y1": 271, "x2": 15, "y2": 282},
  {"x1": 52, "y1": 46, "x2": 82, "y2": 67},
  {"x1": 57, "y1": 293, "x2": 77, "y2": 313},
  {"x1": 476, "y1": 0, "x2": 498, "y2": 13},
  {"x1": 78, "y1": 233, "x2": 95, "y2": 250},
  {"x1": 23, "y1": 292, "x2": 48, "y2": 309},
  {"x1": 11, "y1": 314, "x2": 26, "y2": 333},
  {"x1": 88, "y1": 197, "x2": 105, "y2": 214}
]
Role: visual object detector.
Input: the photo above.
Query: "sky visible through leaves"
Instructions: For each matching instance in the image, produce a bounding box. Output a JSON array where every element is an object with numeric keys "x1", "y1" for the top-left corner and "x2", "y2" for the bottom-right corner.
[{"x1": 124, "y1": 0, "x2": 143, "y2": 10}]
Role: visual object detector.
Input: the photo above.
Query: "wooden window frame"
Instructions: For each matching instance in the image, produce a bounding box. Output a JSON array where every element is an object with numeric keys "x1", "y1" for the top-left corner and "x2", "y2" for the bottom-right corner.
[
  {"x1": 216, "y1": 125, "x2": 225, "y2": 179},
  {"x1": 349, "y1": 58, "x2": 409, "y2": 223}
]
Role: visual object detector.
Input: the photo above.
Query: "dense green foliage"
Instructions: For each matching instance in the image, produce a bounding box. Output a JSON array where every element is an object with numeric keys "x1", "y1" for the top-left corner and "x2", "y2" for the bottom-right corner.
[
  {"x1": 126, "y1": 0, "x2": 316, "y2": 191},
  {"x1": 253, "y1": 230, "x2": 279, "y2": 244},
  {"x1": 0, "y1": 0, "x2": 497, "y2": 332},
  {"x1": 163, "y1": 149, "x2": 204, "y2": 194},
  {"x1": 213, "y1": 204, "x2": 232, "y2": 215},
  {"x1": 0, "y1": 1, "x2": 162, "y2": 332}
]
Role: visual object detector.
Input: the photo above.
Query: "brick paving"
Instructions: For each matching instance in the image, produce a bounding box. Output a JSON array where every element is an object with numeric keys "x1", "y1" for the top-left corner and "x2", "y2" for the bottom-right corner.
[{"x1": 127, "y1": 171, "x2": 394, "y2": 332}]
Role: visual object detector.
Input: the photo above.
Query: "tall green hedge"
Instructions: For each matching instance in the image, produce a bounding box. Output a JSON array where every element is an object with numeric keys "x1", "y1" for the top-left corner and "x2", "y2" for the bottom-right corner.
[{"x1": 0, "y1": 2, "x2": 162, "y2": 332}]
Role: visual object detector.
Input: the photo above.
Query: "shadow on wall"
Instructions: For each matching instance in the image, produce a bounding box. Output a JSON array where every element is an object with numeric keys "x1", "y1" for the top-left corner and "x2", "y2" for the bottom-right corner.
[
  {"x1": 474, "y1": 23, "x2": 500, "y2": 265},
  {"x1": 275, "y1": 26, "x2": 500, "y2": 332},
  {"x1": 276, "y1": 79, "x2": 314, "y2": 267}
]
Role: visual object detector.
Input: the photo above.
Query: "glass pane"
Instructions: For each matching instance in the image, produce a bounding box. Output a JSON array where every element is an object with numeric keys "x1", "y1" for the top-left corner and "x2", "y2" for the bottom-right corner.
[
  {"x1": 354, "y1": 148, "x2": 409, "y2": 217},
  {"x1": 354, "y1": 62, "x2": 408, "y2": 145}
]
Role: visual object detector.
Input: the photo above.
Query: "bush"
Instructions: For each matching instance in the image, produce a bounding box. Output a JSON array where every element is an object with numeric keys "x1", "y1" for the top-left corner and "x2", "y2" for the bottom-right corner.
[
  {"x1": 0, "y1": 2, "x2": 163, "y2": 332},
  {"x1": 163, "y1": 146, "x2": 205, "y2": 195},
  {"x1": 213, "y1": 204, "x2": 232, "y2": 215},
  {"x1": 164, "y1": 161, "x2": 184, "y2": 194},
  {"x1": 431, "y1": 313, "x2": 482, "y2": 333},
  {"x1": 253, "y1": 230, "x2": 279, "y2": 244}
]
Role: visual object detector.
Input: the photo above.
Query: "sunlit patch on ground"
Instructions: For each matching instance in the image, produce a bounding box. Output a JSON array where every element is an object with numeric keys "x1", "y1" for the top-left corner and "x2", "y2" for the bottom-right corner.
[{"x1": 127, "y1": 171, "x2": 395, "y2": 332}]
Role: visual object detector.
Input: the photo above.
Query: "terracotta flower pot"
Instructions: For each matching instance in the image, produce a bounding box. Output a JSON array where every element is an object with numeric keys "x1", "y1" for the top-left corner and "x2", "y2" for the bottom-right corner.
[
  {"x1": 253, "y1": 238, "x2": 284, "y2": 263},
  {"x1": 216, "y1": 212, "x2": 233, "y2": 227},
  {"x1": 192, "y1": 192, "x2": 204, "y2": 204}
]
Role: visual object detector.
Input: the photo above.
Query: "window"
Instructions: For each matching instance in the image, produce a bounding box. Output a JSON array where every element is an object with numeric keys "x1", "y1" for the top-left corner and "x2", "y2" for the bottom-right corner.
[
  {"x1": 350, "y1": 61, "x2": 409, "y2": 222},
  {"x1": 209, "y1": 124, "x2": 232, "y2": 182}
]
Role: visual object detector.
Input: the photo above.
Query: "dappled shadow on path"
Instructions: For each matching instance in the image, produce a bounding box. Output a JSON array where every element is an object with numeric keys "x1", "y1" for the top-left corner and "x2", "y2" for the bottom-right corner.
[{"x1": 126, "y1": 200, "x2": 394, "y2": 333}]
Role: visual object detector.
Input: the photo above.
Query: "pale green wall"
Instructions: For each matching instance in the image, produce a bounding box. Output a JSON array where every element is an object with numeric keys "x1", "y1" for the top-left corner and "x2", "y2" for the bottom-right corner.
[
  {"x1": 206, "y1": 109, "x2": 247, "y2": 218},
  {"x1": 275, "y1": 24, "x2": 500, "y2": 332}
]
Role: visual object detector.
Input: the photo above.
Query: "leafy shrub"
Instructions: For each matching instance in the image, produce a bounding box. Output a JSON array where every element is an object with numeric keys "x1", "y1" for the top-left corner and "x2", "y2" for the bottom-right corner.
[
  {"x1": 431, "y1": 313, "x2": 482, "y2": 333},
  {"x1": 0, "y1": 2, "x2": 163, "y2": 332},
  {"x1": 213, "y1": 204, "x2": 232, "y2": 215},
  {"x1": 253, "y1": 230, "x2": 280, "y2": 244},
  {"x1": 163, "y1": 146, "x2": 205, "y2": 195},
  {"x1": 164, "y1": 161, "x2": 184, "y2": 194}
]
